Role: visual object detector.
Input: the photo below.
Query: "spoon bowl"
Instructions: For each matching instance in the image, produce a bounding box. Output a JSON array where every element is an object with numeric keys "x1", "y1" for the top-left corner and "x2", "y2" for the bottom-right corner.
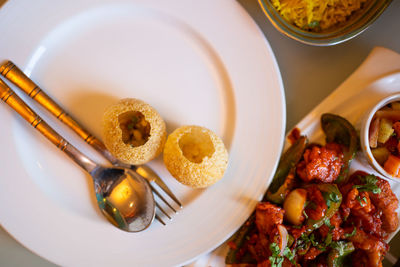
[{"x1": 92, "y1": 166, "x2": 155, "y2": 232}]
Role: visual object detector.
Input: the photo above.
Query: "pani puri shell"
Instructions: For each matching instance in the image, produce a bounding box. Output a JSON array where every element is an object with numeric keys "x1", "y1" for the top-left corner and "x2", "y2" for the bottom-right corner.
[
  {"x1": 163, "y1": 125, "x2": 228, "y2": 188},
  {"x1": 102, "y1": 98, "x2": 166, "y2": 165}
]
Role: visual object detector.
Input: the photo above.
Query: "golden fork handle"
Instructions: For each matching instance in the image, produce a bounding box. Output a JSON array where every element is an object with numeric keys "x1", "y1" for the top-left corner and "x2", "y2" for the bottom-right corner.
[
  {"x1": 0, "y1": 77, "x2": 67, "y2": 150},
  {"x1": 0, "y1": 61, "x2": 116, "y2": 164},
  {"x1": 0, "y1": 77, "x2": 97, "y2": 172}
]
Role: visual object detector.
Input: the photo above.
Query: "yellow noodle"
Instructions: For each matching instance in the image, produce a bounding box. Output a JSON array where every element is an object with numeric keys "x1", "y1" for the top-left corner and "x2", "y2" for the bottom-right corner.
[{"x1": 271, "y1": 0, "x2": 368, "y2": 31}]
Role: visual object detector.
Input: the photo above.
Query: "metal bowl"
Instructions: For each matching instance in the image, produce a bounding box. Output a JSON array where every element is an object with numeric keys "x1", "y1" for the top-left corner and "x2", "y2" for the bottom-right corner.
[{"x1": 258, "y1": 0, "x2": 393, "y2": 46}]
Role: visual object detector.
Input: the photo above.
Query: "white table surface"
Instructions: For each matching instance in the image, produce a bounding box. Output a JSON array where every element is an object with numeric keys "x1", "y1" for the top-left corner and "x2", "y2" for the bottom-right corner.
[{"x1": 1, "y1": 0, "x2": 400, "y2": 266}]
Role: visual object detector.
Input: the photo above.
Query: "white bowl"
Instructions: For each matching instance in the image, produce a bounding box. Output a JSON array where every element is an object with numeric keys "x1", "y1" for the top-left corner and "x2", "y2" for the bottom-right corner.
[{"x1": 361, "y1": 93, "x2": 400, "y2": 183}]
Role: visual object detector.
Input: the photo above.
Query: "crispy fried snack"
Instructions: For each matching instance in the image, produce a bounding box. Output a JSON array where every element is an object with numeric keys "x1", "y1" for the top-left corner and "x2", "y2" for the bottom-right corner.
[
  {"x1": 163, "y1": 125, "x2": 228, "y2": 188},
  {"x1": 102, "y1": 98, "x2": 166, "y2": 165}
]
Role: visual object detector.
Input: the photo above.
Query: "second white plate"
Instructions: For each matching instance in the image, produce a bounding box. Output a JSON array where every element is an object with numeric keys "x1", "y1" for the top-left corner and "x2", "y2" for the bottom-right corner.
[{"x1": 190, "y1": 71, "x2": 400, "y2": 267}]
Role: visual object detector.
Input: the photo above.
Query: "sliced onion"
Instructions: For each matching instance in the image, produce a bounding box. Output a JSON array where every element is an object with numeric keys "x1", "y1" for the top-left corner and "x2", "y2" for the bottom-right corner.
[
  {"x1": 369, "y1": 117, "x2": 380, "y2": 148},
  {"x1": 277, "y1": 224, "x2": 288, "y2": 255}
]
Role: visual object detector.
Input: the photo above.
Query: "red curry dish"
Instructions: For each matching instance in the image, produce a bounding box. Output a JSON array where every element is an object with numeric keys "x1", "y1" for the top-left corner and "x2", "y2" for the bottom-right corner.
[{"x1": 226, "y1": 114, "x2": 399, "y2": 267}]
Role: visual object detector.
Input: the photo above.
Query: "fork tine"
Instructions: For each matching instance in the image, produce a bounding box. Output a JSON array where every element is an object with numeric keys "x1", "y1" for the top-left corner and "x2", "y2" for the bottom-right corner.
[
  {"x1": 156, "y1": 202, "x2": 172, "y2": 220},
  {"x1": 155, "y1": 214, "x2": 166, "y2": 226},
  {"x1": 135, "y1": 165, "x2": 182, "y2": 208},
  {"x1": 149, "y1": 183, "x2": 177, "y2": 213},
  {"x1": 129, "y1": 170, "x2": 177, "y2": 216}
]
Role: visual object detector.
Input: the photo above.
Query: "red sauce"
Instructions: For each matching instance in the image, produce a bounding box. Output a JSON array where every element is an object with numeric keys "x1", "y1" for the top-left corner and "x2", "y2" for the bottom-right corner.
[{"x1": 288, "y1": 127, "x2": 301, "y2": 144}]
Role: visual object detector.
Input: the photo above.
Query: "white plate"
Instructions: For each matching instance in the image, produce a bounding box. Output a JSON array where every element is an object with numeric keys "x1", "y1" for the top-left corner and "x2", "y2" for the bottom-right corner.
[
  {"x1": 190, "y1": 72, "x2": 400, "y2": 267},
  {"x1": 0, "y1": 1, "x2": 285, "y2": 266}
]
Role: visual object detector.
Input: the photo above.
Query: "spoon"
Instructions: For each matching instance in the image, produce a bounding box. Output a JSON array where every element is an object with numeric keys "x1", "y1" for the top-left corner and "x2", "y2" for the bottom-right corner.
[{"x1": 0, "y1": 77, "x2": 156, "y2": 232}]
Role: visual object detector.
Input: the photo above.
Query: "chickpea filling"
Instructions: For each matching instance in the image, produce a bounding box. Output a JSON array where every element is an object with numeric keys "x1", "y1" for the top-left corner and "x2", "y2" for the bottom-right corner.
[
  {"x1": 118, "y1": 111, "x2": 151, "y2": 147},
  {"x1": 178, "y1": 129, "x2": 215, "y2": 163}
]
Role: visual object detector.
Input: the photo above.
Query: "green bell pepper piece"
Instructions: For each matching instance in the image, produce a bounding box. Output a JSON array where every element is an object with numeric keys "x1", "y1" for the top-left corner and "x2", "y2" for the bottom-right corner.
[
  {"x1": 225, "y1": 213, "x2": 257, "y2": 264},
  {"x1": 327, "y1": 241, "x2": 355, "y2": 267},
  {"x1": 265, "y1": 136, "x2": 308, "y2": 204}
]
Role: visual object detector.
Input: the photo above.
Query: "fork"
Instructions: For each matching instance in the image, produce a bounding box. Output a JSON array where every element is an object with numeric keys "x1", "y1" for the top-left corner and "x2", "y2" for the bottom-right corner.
[{"x1": 0, "y1": 60, "x2": 182, "y2": 225}]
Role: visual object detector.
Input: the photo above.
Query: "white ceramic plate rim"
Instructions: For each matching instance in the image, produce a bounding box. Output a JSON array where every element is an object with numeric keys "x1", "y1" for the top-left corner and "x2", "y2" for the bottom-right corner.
[{"x1": 0, "y1": 1, "x2": 286, "y2": 266}]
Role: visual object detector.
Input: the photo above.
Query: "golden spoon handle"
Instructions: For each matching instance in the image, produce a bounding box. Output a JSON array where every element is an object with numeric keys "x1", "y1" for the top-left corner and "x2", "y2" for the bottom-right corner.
[
  {"x1": 0, "y1": 61, "x2": 116, "y2": 164},
  {"x1": 0, "y1": 77, "x2": 97, "y2": 173}
]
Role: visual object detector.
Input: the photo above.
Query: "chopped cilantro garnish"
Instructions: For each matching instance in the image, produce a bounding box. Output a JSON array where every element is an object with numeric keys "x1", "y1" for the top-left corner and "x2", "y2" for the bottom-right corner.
[
  {"x1": 298, "y1": 233, "x2": 328, "y2": 252},
  {"x1": 296, "y1": 241, "x2": 307, "y2": 251},
  {"x1": 356, "y1": 196, "x2": 367, "y2": 207},
  {"x1": 353, "y1": 174, "x2": 381, "y2": 194},
  {"x1": 309, "y1": 234, "x2": 318, "y2": 247},
  {"x1": 270, "y1": 242, "x2": 280, "y2": 254},
  {"x1": 305, "y1": 233, "x2": 321, "y2": 248},
  {"x1": 330, "y1": 241, "x2": 348, "y2": 256},
  {"x1": 269, "y1": 243, "x2": 296, "y2": 267},
  {"x1": 328, "y1": 192, "x2": 340, "y2": 203},
  {"x1": 284, "y1": 247, "x2": 296, "y2": 265},
  {"x1": 323, "y1": 191, "x2": 340, "y2": 208},
  {"x1": 303, "y1": 210, "x2": 309, "y2": 219},
  {"x1": 269, "y1": 243, "x2": 284, "y2": 267},
  {"x1": 344, "y1": 227, "x2": 357, "y2": 238},
  {"x1": 324, "y1": 217, "x2": 335, "y2": 230}
]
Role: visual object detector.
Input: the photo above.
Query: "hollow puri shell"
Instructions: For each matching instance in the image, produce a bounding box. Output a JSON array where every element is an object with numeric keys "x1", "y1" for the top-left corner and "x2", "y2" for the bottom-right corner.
[
  {"x1": 163, "y1": 125, "x2": 228, "y2": 188},
  {"x1": 102, "y1": 98, "x2": 166, "y2": 165}
]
